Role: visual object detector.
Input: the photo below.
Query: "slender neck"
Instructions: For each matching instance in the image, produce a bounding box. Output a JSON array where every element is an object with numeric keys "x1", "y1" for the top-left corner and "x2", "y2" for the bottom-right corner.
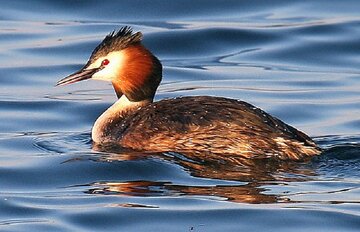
[
  {"x1": 110, "y1": 94, "x2": 151, "y2": 115},
  {"x1": 92, "y1": 95, "x2": 151, "y2": 143}
]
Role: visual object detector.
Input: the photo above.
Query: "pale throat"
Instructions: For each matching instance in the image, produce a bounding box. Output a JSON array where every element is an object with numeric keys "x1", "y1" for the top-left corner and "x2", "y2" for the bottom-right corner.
[
  {"x1": 91, "y1": 95, "x2": 151, "y2": 143},
  {"x1": 104, "y1": 94, "x2": 151, "y2": 115}
]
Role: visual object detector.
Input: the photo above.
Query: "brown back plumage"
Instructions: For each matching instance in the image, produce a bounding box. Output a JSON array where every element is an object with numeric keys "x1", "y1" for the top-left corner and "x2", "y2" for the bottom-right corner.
[{"x1": 100, "y1": 96, "x2": 321, "y2": 160}]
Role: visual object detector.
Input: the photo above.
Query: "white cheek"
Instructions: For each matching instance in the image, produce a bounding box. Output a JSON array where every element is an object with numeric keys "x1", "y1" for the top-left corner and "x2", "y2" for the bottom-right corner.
[
  {"x1": 89, "y1": 51, "x2": 124, "y2": 81},
  {"x1": 92, "y1": 64, "x2": 118, "y2": 81}
]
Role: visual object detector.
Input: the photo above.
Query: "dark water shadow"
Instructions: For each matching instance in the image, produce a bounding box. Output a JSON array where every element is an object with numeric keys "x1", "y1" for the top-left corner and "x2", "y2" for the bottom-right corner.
[
  {"x1": 34, "y1": 132, "x2": 360, "y2": 205},
  {"x1": 86, "y1": 143, "x2": 358, "y2": 204},
  {"x1": 84, "y1": 154, "x2": 307, "y2": 203}
]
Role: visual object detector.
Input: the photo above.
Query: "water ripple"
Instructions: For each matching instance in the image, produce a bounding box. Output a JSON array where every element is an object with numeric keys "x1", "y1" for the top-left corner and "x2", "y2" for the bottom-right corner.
[{"x1": 1, "y1": 1, "x2": 360, "y2": 231}]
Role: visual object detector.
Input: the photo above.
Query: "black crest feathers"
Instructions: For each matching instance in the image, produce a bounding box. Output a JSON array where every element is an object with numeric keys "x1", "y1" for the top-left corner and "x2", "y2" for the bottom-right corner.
[{"x1": 89, "y1": 26, "x2": 143, "y2": 63}]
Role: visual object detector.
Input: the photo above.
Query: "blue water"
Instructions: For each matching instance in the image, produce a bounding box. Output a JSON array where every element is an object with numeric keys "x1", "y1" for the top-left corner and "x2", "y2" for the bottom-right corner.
[{"x1": 1, "y1": 1, "x2": 360, "y2": 231}]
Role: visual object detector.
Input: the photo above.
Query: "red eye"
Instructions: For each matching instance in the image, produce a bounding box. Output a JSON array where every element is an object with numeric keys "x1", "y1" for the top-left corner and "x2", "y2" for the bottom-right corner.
[{"x1": 102, "y1": 59, "x2": 110, "y2": 66}]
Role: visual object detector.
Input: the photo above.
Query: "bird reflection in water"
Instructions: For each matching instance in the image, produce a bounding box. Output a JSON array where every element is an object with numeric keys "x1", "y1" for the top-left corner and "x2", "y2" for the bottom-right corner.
[{"x1": 82, "y1": 144, "x2": 318, "y2": 204}]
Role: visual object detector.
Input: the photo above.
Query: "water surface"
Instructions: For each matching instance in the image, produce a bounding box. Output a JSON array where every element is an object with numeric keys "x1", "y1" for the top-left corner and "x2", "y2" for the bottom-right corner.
[{"x1": 0, "y1": 1, "x2": 360, "y2": 231}]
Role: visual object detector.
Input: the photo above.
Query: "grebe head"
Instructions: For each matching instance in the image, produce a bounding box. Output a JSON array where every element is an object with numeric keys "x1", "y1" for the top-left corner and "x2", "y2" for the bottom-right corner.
[{"x1": 56, "y1": 26, "x2": 162, "y2": 102}]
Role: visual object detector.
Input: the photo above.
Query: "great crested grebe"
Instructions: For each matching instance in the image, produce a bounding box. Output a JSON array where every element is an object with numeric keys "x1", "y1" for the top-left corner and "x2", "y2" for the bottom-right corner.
[{"x1": 57, "y1": 26, "x2": 321, "y2": 160}]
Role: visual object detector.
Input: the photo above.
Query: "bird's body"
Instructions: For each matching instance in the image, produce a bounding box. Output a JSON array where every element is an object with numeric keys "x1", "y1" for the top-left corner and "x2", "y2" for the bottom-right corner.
[
  {"x1": 57, "y1": 26, "x2": 321, "y2": 160},
  {"x1": 92, "y1": 95, "x2": 319, "y2": 160}
]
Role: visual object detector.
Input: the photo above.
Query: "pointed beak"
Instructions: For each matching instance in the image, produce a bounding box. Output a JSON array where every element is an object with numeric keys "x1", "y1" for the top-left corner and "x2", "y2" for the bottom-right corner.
[{"x1": 56, "y1": 67, "x2": 102, "y2": 86}]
